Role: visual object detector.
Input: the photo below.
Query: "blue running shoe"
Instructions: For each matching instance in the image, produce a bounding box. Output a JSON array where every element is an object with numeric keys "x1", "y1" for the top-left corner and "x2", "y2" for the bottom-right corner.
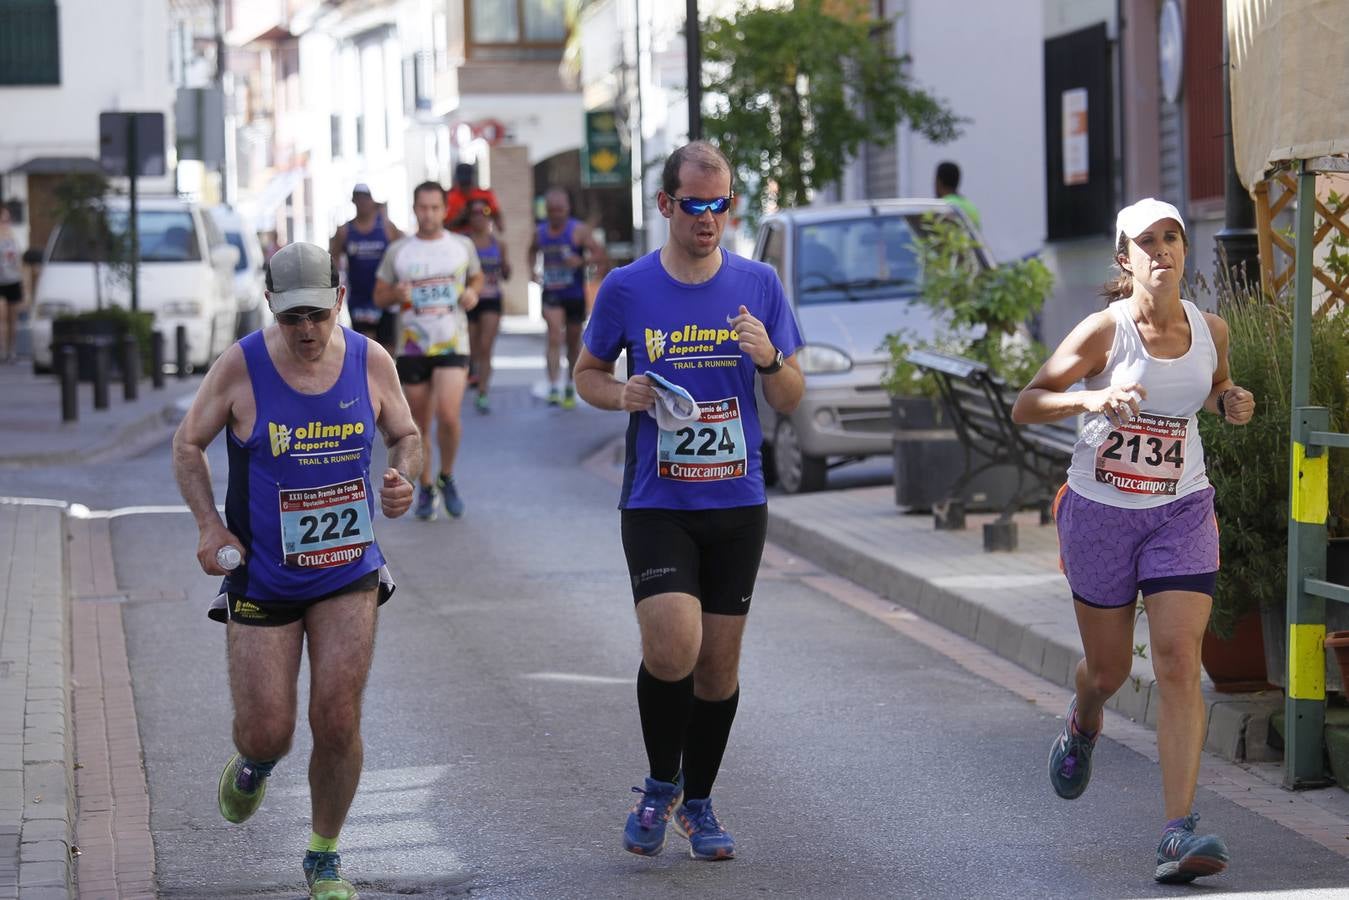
[
  {"x1": 622, "y1": 776, "x2": 683, "y2": 856},
  {"x1": 413, "y1": 485, "x2": 436, "y2": 521},
  {"x1": 217, "y1": 753, "x2": 272, "y2": 824},
  {"x1": 674, "y1": 798, "x2": 736, "y2": 860},
  {"x1": 437, "y1": 474, "x2": 464, "y2": 518},
  {"x1": 1048, "y1": 697, "x2": 1098, "y2": 800},
  {"x1": 303, "y1": 850, "x2": 358, "y2": 899},
  {"x1": 1155, "y1": 814, "x2": 1229, "y2": 884}
]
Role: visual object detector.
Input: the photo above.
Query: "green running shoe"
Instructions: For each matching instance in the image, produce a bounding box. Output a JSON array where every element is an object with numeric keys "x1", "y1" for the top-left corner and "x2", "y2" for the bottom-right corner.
[
  {"x1": 303, "y1": 850, "x2": 358, "y2": 899},
  {"x1": 217, "y1": 753, "x2": 271, "y2": 824},
  {"x1": 561, "y1": 385, "x2": 576, "y2": 409}
]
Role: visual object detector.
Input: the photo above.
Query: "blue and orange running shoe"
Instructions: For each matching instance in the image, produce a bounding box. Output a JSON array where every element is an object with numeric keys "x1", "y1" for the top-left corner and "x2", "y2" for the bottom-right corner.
[
  {"x1": 413, "y1": 484, "x2": 437, "y2": 521},
  {"x1": 1048, "y1": 697, "x2": 1098, "y2": 800},
  {"x1": 674, "y1": 797, "x2": 735, "y2": 860},
  {"x1": 622, "y1": 775, "x2": 683, "y2": 856},
  {"x1": 1154, "y1": 814, "x2": 1229, "y2": 884}
]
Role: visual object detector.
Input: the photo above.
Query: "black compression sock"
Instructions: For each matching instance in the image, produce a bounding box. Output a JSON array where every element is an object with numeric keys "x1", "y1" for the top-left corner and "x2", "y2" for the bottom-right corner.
[
  {"x1": 636, "y1": 663, "x2": 694, "y2": 784},
  {"x1": 681, "y1": 688, "x2": 740, "y2": 801}
]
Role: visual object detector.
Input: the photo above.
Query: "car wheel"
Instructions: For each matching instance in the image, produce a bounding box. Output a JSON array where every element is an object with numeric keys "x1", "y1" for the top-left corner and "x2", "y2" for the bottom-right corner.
[
  {"x1": 760, "y1": 441, "x2": 779, "y2": 487},
  {"x1": 773, "y1": 417, "x2": 827, "y2": 494}
]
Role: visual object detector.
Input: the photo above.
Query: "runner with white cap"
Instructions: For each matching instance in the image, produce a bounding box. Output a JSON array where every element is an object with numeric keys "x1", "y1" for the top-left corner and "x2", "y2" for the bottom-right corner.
[
  {"x1": 575, "y1": 140, "x2": 804, "y2": 861},
  {"x1": 1011, "y1": 198, "x2": 1255, "y2": 884}
]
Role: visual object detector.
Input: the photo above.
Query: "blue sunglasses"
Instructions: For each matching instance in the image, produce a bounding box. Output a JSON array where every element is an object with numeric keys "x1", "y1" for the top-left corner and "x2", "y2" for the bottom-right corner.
[{"x1": 672, "y1": 195, "x2": 733, "y2": 216}]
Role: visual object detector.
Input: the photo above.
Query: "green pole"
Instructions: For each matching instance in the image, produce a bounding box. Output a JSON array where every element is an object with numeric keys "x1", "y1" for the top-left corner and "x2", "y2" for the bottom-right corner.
[{"x1": 1284, "y1": 161, "x2": 1329, "y2": 788}]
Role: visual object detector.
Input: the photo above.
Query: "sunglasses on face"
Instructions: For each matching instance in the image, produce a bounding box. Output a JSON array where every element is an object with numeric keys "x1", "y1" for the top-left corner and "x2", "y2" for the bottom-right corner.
[
  {"x1": 672, "y1": 195, "x2": 733, "y2": 216},
  {"x1": 275, "y1": 308, "x2": 333, "y2": 326}
]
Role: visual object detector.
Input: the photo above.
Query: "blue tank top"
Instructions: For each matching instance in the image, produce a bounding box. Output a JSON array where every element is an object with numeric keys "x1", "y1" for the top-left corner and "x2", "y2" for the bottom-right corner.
[
  {"x1": 537, "y1": 218, "x2": 585, "y2": 299},
  {"x1": 476, "y1": 237, "x2": 503, "y2": 299},
  {"x1": 344, "y1": 215, "x2": 389, "y2": 311},
  {"x1": 222, "y1": 328, "x2": 386, "y2": 602}
]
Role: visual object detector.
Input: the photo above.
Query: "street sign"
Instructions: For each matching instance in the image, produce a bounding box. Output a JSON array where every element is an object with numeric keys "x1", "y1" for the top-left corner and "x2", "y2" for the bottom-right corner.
[
  {"x1": 99, "y1": 112, "x2": 166, "y2": 177},
  {"x1": 582, "y1": 109, "x2": 629, "y2": 188},
  {"x1": 175, "y1": 88, "x2": 226, "y2": 167}
]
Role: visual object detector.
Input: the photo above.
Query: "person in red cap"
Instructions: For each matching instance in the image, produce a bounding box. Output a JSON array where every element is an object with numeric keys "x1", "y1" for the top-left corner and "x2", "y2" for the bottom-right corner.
[
  {"x1": 444, "y1": 162, "x2": 503, "y2": 235},
  {"x1": 1012, "y1": 198, "x2": 1256, "y2": 885}
]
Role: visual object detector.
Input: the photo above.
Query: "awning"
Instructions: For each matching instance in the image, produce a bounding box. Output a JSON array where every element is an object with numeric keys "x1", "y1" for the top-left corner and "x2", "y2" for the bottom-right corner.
[
  {"x1": 8, "y1": 156, "x2": 103, "y2": 175},
  {"x1": 236, "y1": 167, "x2": 306, "y2": 232},
  {"x1": 1228, "y1": 0, "x2": 1349, "y2": 189}
]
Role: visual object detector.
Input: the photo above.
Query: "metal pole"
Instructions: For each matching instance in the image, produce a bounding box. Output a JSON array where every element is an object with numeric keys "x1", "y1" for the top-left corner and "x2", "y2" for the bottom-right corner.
[
  {"x1": 1284, "y1": 160, "x2": 1329, "y2": 788},
  {"x1": 151, "y1": 330, "x2": 165, "y2": 389},
  {"x1": 175, "y1": 324, "x2": 189, "y2": 379},
  {"x1": 59, "y1": 345, "x2": 78, "y2": 422},
  {"x1": 92, "y1": 340, "x2": 111, "y2": 410},
  {"x1": 121, "y1": 333, "x2": 140, "y2": 401},
  {"x1": 686, "y1": 0, "x2": 702, "y2": 142},
  {"x1": 128, "y1": 114, "x2": 141, "y2": 313}
]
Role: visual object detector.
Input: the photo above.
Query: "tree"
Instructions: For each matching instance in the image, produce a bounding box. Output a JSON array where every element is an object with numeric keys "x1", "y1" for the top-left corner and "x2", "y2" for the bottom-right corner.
[
  {"x1": 702, "y1": 0, "x2": 962, "y2": 216},
  {"x1": 49, "y1": 172, "x2": 130, "y2": 311}
]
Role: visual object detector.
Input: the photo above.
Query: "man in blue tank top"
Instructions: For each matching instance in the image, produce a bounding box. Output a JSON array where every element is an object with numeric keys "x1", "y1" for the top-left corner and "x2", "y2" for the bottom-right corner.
[
  {"x1": 529, "y1": 187, "x2": 608, "y2": 408},
  {"x1": 172, "y1": 242, "x2": 421, "y2": 900},
  {"x1": 575, "y1": 141, "x2": 804, "y2": 861},
  {"x1": 330, "y1": 183, "x2": 403, "y2": 352}
]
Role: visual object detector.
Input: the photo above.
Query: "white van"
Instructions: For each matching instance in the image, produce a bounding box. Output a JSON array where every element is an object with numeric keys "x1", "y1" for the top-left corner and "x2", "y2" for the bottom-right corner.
[
  {"x1": 209, "y1": 204, "x2": 268, "y2": 336},
  {"x1": 30, "y1": 196, "x2": 238, "y2": 373}
]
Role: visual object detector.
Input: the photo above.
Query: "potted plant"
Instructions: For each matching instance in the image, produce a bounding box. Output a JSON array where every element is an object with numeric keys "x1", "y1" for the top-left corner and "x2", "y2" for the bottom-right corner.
[
  {"x1": 1198, "y1": 291, "x2": 1349, "y2": 690},
  {"x1": 45, "y1": 173, "x2": 140, "y2": 380},
  {"x1": 882, "y1": 214, "x2": 1052, "y2": 510}
]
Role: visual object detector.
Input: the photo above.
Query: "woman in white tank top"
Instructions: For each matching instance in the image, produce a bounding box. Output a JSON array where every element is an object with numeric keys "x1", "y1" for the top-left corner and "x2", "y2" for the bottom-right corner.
[{"x1": 1010, "y1": 199, "x2": 1256, "y2": 884}]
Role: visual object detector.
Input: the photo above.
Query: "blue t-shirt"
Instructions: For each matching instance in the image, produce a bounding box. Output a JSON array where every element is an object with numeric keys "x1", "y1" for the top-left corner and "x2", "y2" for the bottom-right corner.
[{"x1": 583, "y1": 249, "x2": 803, "y2": 510}]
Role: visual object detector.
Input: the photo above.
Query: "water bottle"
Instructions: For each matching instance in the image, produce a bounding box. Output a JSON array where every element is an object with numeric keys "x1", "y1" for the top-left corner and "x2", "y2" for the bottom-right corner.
[
  {"x1": 216, "y1": 545, "x2": 242, "y2": 571},
  {"x1": 1081, "y1": 391, "x2": 1141, "y2": 447}
]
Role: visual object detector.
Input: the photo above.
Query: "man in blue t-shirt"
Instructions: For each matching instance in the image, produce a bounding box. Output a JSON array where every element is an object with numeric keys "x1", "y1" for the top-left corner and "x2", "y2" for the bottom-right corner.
[{"x1": 575, "y1": 140, "x2": 804, "y2": 861}]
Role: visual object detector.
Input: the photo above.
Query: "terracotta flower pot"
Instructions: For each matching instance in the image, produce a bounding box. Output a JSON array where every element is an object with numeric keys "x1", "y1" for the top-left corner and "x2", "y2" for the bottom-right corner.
[{"x1": 1202, "y1": 610, "x2": 1277, "y2": 693}]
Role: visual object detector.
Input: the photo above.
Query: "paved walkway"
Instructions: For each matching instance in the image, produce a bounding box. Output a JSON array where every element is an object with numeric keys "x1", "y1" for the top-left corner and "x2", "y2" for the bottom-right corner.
[{"x1": 0, "y1": 360, "x2": 195, "y2": 898}]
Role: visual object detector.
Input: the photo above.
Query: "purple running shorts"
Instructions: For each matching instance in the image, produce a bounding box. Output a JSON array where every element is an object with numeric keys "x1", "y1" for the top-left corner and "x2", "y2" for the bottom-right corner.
[{"x1": 1053, "y1": 485, "x2": 1219, "y2": 608}]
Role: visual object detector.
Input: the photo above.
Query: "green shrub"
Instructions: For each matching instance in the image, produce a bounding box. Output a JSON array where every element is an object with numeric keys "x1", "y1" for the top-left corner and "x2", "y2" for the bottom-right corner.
[{"x1": 1201, "y1": 296, "x2": 1349, "y2": 638}]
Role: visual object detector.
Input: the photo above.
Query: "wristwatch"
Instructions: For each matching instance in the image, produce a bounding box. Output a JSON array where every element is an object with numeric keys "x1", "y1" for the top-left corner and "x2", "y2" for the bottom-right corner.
[{"x1": 756, "y1": 348, "x2": 784, "y2": 375}]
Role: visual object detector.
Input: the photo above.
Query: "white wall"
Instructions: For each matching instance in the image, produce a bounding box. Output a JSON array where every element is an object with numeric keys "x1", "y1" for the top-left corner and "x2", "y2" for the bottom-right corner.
[
  {"x1": 1, "y1": 0, "x2": 175, "y2": 185},
  {"x1": 892, "y1": 0, "x2": 1046, "y2": 263}
]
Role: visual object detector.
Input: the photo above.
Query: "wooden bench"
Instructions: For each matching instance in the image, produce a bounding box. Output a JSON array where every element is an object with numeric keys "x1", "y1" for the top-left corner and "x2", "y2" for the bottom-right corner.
[{"x1": 906, "y1": 349, "x2": 1077, "y2": 551}]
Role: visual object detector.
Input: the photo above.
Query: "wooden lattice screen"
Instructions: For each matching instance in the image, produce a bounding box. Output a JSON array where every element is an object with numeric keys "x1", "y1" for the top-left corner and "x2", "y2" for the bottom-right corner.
[{"x1": 1253, "y1": 171, "x2": 1349, "y2": 309}]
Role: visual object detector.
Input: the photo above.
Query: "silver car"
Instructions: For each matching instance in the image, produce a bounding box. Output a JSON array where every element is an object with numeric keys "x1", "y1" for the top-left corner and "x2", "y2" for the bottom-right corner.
[{"x1": 752, "y1": 200, "x2": 992, "y2": 493}]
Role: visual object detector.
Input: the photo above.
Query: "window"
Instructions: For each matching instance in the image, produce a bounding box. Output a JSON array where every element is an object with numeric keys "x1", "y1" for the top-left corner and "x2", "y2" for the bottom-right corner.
[
  {"x1": 466, "y1": 0, "x2": 566, "y2": 60},
  {"x1": 793, "y1": 216, "x2": 928, "y2": 307},
  {"x1": 759, "y1": 224, "x2": 787, "y2": 285},
  {"x1": 51, "y1": 210, "x2": 202, "y2": 264},
  {"x1": 330, "y1": 114, "x2": 343, "y2": 159},
  {"x1": 0, "y1": 0, "x2": 60, "y2": 85}
]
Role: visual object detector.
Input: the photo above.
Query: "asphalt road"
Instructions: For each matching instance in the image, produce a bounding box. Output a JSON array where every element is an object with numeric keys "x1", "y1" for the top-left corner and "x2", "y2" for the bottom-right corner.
[{"x1": 1, "y1": 333, "x2": 1345, "y2": 898}]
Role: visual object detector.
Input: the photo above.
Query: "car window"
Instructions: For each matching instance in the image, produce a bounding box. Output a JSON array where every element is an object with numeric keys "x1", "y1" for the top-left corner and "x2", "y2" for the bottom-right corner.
[
  {"x1": 759, "y1": 223, "x2": 787, "y2": 285},
  {"x1": 49, "y1": 209, "x2": 203, "y2": 263},
  {"x1": 226, "y1": 233, "x2": 249, "y2": 272},
  {"x1": 794, "y1": 215, "x2": 930, "y2": 306}
]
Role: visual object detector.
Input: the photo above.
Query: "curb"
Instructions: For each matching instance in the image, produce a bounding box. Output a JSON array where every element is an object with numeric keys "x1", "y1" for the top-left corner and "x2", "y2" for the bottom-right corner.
[
  {"x1": 0, "y1": 389, "x2": 194, "y2": 469},
  {"x1": 0, "y1": 501, "x2": 75, "y2": 899},
  {"x1": 764, "y1": 507, "x2": 1281, "y2": 764}
]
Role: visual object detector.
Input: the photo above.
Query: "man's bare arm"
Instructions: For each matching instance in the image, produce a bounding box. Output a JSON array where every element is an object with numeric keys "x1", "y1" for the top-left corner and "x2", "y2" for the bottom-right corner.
[
  {"x1": 369, "y1": 343, "x2": 422, "y2": 516},
  {"x1": 171, "y1": 345, "x2": 244, "y2": 574}
]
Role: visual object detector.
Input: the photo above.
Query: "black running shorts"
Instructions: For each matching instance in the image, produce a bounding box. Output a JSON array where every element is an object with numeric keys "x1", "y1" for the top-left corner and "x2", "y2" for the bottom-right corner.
[
  {"x1": 215, "y1": 569, "x2": 387, "y2": 626},
  {"x1": 396, "y1": 353, "x2": 468, "y2": 385},
  {"x1": 542, "y1": 291, "x2": 586, "y2": 324},
  {"x1": 620, "y1": 504, "x2": 767, "y2": 616},
  {"x1": 466, "y1": 297, "x2": 502, "y2": 323}
]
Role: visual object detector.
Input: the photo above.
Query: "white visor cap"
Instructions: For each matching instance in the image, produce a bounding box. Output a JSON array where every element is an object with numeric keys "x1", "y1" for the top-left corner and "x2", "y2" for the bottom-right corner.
[{"x1": 1116, "y1": 198, "x2": 1186, "y2": 246}]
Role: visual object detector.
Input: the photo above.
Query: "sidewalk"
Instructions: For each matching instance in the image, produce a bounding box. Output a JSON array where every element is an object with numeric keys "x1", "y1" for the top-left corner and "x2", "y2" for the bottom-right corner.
[
  {"x1": 0, "y1": 363, "x2": 196, "y2": 898},
  {"x1": 765, "y1": 486, "x2": 1283, "y2": 764}
]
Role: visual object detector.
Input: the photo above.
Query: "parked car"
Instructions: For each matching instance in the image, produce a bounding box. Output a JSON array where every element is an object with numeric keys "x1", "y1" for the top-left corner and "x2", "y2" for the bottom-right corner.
[
  {"x1": 208, "y1": 205, "x2": 267, "y2": 336},
  {"x1": 751, "y1": 199, "x2": 993, "y2": 493},
  {"x1": 30, "y1": 196, "x2": 239, "y2": 373}
]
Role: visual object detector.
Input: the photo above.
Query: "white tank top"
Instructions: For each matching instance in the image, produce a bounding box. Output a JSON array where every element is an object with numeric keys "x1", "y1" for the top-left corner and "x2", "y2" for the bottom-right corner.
[{"x1": 1066, "y1": 298, "x2": 1217, "y2": 509}]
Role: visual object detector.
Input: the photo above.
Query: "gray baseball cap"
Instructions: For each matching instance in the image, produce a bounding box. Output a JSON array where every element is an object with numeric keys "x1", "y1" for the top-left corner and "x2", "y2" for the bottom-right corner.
[{"x1": 265, "y1": 242, "x2": 338, "y2": 313}]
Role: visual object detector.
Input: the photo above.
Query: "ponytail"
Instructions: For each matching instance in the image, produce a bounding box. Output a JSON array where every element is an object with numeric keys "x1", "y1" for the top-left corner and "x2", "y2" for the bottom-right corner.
[{"x1": 1099, "y1": 233, "x2": 1132, "y2": 305}]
